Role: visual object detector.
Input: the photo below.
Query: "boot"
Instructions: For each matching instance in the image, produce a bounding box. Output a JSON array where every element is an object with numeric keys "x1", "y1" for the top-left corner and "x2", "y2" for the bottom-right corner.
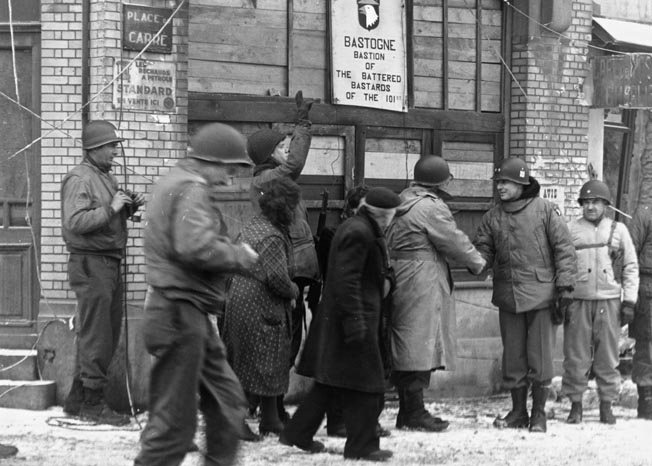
[
  {"x1": 396, "y1": 388, "x2": 449, "y2": 432},
  {"x1": 63, "y1": 377, "x2": 84, "y2": 416},
  {"x1": 599, "y1": 401, "x2": 616, "y2": 425},
  {"x1": 566, "y1": 401, "x2": 582, "y2": 424},
  {"x1": 277, "y1": 394, "x2": 291, "y2": 424},
  {"x1": 259, "y1": 396, "x2": 284, "y2": 436},
  {"x1": 637, "y1": 385, "x2": 652, "y2": 420},
  {"x1": 493, "y1": 386, "x2": 529, "y2": 429},
  {"x1": 79, "y1": 388, "x2": 130, "y2": 426},
  {"x1": 529, "y1": 385, "x2": 548, "y2": 433}
]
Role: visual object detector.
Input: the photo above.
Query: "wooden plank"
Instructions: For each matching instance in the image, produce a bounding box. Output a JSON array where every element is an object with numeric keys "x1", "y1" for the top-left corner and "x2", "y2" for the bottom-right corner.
[
  {"x1": 481, "y1": 79, "x2": 501, "y2": 95},
  {"x1": 481, "y1": 94, "x2": 501, "y2": 113},
  {"x1": 481, "y1": 9, "x2": 502, "y2": 26},
  {"x1": 189, "y1": 62, "x2": 286, "y2": 95},
  {"x1": 414, "y1": 58, "x2": 444, "y2": 77},
  {"x1": 449, "y1": 37, "x2": 477, "y2": 62},
  {"x1": 449, "y1": 22, "x2": 501, "y2": 39},
  {"x1": 481, "y1": 63, "x2": 501, "y2": 81},
  {"x1": 446, "y1": 179, "x2": 493, "y2": 197},
  {"x1": 449, "y1": 92, "x2": 475, "y2": 111},
  {"x1": 414, "y1": 5, "x2": 443, "y2": 22},
  {"x1": 444, "y1": 149, "x2": 494, "y2": 162},
  {"x1": 188, "y1": 95, "x2": 505, "y2": 132},
  {"x1": 481, "y1": 39, "x2": 502, "y2": 63},
  {"x1": 414, "y1": 36, "x2": 444, "y2": 60},
  {"x1": 365, "y1": 138, "x2": 421, "y2": 153},
  {"x1": 414, "y1": 90, "x2": 443, "y2": 109},
  {"x1": 190, "y1": 23, "x2": 287, "y2": 50},
  {"x1": 292, "y1": 11, "x2": 326, "y2": 31},
  {"x1": 188, "y1": 5, "x2": 282, "y2": 25},
  {"x1": 189, "y1": 42, "x2": 285, "y2": 66},
  {"x1": 448, "y1": 61, "x2": 476, "y2": 80},
  {"x1": 448, "y1": 7, "x2": 477, "y2": 24},
  {"x1": 364, "y1": 152, "x2": 420, "y2": 180},
  {"x1": 413, "y1": 20, "x2": 443, "y2": 37},
  {"x1": 293, "y1": 0, "x2": 327, "y2": 14}
]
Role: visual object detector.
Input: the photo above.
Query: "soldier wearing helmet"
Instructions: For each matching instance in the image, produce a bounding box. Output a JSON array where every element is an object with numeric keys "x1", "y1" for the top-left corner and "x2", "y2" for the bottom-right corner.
[
  {"x1": 561, "y1": 179, "x2": 638, "y2": 426},
  {"x1": 61, "y1": 120, "x2": 145, "y2": 426},
  {"x1": 473, "y1": 157, "x2": 577, "y2": 434},
  {"x1": 135, "y1": 123, "x2": 259, "y2": 466},
  {"x1": 386, "y1": 155, "x2": 486, "y2": 432}
]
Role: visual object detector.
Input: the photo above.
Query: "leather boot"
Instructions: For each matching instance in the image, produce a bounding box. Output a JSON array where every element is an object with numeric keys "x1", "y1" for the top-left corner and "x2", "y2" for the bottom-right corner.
[
  {"x1": 63, "y1": 377, "x2": 84, "y2": 416},
  {"x1": 396, "y1": 388, "x2": 449, "y2": 432},
  {"x1": 79, "y1": 387, "x2": 130, "y2": 426},
  {"x1": 493, "y1": 386, "x2": 529, "y2": 429},
  {"x1": 529, "y1": 385, "x2": 548, "y2": 433},
  {"x1": 599, "y1": 401, "x2": 616, "y2": 425},
  {"x1": 566, "y1": 401, "x2": 582, "y2": 424},
  {"x1": 637, "y1": 385, "x2": 652, "y2": 420}
]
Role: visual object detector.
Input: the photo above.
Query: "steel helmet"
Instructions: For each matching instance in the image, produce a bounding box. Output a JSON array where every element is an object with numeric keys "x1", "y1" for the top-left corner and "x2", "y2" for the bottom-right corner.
[
  {"x1": 189, "y1": 123, "x2": 252, "y2": 165},
  {"x1": 493, "y1": 157, "x2": 530, "y2": 185},
  {"x1": 577, "y1": 180, "x2": 611, "y2": 205},
  {"x1": 414, "y1": 155, "x2": 453, "y2": 186},
  {"x1": 82, "y1": 120, "x2": 124, "y2": 150}
]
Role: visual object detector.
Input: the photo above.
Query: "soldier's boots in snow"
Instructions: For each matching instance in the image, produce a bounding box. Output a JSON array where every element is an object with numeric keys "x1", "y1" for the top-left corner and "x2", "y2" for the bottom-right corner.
[
  {"x1": 396, "y1": 388, "x2": 449, "y2": 432},
  {"x1": 599, "y1": 401, "x2": 616, "y2": 425},
  {"x1": 529, "y1": 385, "x2": 548, "y2": 433},
  {"x1": 63, "y1": 377, "x2": 84, "y2": 416},
  {"x1": 493, "y1": 386, "x2": 529, "y2": 429},
  {"x1": 79, "y1": 388, "x2": 130, "y2": 426},
  {"x1": 566, "y1": 401, "x2": 583, "y2": 424},
  {"x1": 637, "y1": 385, "x2": 652, "y2": 420}
]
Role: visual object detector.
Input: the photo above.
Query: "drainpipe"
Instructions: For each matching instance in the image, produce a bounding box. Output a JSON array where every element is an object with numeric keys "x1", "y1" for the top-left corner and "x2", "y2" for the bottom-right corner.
[{"x1": 81, "y1": 0, "x2": 90, "y2": 124}]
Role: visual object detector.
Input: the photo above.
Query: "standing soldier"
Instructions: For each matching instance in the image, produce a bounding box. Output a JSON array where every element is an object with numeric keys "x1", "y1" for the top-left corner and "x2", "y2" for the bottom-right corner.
[
  {"x1": 562, "y1": 180, "x2": 638, "y2": 424},
  {"x1": 386, "y1": 155, "x2": 486, "y2": 432},
  {"x1": 61, "y1": 120, "x2": 145, "y2": 425},
  {"x1": 473, "y1": 157, "x2": 577, "y2": 433},
  {"x1": 628, "y1": 204, "x2": 652, "y2": 420},
  {"x1": 134, "y1": 123, "x2": 259, "y2": 466}
]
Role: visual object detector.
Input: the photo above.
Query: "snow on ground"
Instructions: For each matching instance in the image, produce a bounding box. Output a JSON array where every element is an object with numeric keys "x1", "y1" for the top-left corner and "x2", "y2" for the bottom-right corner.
[{"x1": 1, "y1": 391, "x2": 651, "y2": 466}]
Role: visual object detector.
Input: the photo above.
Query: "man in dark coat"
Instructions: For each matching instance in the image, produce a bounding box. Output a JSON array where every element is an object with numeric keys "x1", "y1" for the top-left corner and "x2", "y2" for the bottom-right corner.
[
  {"x1": 280, "y1": 187, "x2": 400, "y2": 462},
  {"x1": 134, "y1": 123, "x2": 259, "y2": 466},
  {"x1": 473, "y1": 157, "x2": 577, "y2": 434}
]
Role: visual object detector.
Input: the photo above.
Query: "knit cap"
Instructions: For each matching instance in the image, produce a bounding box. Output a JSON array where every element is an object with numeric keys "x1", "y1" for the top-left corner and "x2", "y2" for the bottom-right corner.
[
  {"x1": 364, "y1": 187, "x2": 401, "y2": 209},
  {"x1": 247, "y1": 129, "x2": 285, "y2": 166}
]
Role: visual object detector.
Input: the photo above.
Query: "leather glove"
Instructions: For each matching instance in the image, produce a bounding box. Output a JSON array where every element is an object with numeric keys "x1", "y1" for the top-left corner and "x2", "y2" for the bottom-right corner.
[
  {"x1": 295, "y1": 90, "x2": 314, "y2": 121},
  {"x1": 552, "y1": 289, "x2": 573, "y2": 326},
  {"x1": 620, "y1": 301, "x2": 636, "y2": 326},
  {"x1": 342, "y1": 318, "x2": 367, "y2": 345}
]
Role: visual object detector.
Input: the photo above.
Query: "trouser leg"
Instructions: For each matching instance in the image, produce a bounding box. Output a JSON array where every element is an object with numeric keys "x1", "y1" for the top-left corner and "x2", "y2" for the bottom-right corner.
[
  {"x1": 633, "y1": 340, "x2": 652, "y2": 387},
  {"x1": 68, "y1": 254, "x2": 123, "y2": 391},
  {"x1": 562, "y1": 300, "x2": 593, "y2": 402},
  {"x1": 498, "y1": 310, "x2": 529, "y2": 389},
  {"x1": 200, "y1": 321, "x2": 246, "y2": 466},
  {"x1": 282, "y1": 383, "x2": 329, "y2": 447},
  {"x1": 592, "y1": 299, "x2": 621, "y2": 402},
  {"x1": 135, "y1": 295, "x2": 203, "y2": 466},
  {"x1": 525, "y1": 308, "x2": 555, "y2": 386},
  {"x1": 341, "y1": 389, "x2": 382, "y2": 459}
]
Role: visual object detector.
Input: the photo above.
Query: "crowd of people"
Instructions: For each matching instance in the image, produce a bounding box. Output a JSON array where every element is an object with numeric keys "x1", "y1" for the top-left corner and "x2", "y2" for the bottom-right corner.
[{"x1": 60, "y1": 95, "x2": 652, "y2": 465}]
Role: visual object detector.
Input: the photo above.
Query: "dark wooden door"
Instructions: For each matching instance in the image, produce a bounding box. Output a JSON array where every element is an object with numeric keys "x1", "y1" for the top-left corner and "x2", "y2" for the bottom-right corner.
[{"x1": 0, "y1": 27, "x2": 41, "y2": 349}]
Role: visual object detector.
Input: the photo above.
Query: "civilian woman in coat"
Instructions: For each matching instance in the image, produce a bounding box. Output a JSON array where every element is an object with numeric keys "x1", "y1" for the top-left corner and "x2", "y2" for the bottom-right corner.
[
  {"x1": 280, "y1": 187, "x2": 401, "y2": 462},
  {"x1": 222, "y1": 177, "x2": 301, "y2": 436}
]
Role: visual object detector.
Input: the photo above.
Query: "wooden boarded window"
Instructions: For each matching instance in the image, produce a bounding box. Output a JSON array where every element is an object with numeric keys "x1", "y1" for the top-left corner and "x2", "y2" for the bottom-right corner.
[{"x1": 413, "y1": 0, "x2": 503, "y2": 112}]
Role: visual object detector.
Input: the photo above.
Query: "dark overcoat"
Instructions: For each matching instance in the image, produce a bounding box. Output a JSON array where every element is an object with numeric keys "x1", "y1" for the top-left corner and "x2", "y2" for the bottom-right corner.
[{"x1": 297, "y1": 208, "x2": 391, "y2": 394}]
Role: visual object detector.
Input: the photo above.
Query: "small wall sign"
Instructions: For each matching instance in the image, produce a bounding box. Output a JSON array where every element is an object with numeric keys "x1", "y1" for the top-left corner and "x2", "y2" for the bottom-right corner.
[{"x1": 123, "y1": 3, "x2": 173, "y2": 54}]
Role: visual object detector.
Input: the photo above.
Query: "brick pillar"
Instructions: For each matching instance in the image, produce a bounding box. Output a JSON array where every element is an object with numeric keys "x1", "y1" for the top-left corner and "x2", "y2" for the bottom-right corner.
[{"x1": 508, "y1": 0, "x2": 593, "y2": 218}]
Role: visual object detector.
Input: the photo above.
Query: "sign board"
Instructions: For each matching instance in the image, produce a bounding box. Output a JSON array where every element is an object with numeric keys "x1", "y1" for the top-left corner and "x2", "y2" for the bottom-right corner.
[
  {"x1": 330, "y1": 0, "x2": 408, "y2": 112},
  {"x1": 541, "y1": 185, "x2": 566, "y2": 214},
  {"x1": 123, "y1": 3, "x2": 173, "y2": 54},
  {"x1": 593, "y1": 53, "x2": 652, "y2": 108},
  {"x1": 113, "y1": 59, "x2": 176, "y2": 113}
]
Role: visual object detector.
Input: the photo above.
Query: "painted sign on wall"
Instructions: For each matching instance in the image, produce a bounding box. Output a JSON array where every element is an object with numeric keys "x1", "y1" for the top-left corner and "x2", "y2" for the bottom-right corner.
[
  {"x1": 112, "y1": 59, "x2": 176, "y2": 113},
  {"x1": 123, "y1": 3, "x2": 173, "y2": 54},
  {"x1": 331, "y1": 0, "x2": 408, "y2": 112},
  {"x1": 593, "y1": 53, "x2": 652, "y2": 108}
]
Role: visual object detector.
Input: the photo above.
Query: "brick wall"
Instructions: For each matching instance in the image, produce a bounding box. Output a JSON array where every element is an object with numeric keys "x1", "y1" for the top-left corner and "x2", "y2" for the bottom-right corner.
[
  {"x1": 40, "y1": 0, "x2": 189, "y2": 309},
  {"x1": 509, "y1": 0, "x2": 593, "y2": 219}
]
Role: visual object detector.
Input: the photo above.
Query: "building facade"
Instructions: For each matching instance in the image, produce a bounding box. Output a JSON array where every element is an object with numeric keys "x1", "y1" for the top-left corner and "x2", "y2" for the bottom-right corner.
[{"x1": 0, "y1": 0, "x2": 599, "y2": 408}]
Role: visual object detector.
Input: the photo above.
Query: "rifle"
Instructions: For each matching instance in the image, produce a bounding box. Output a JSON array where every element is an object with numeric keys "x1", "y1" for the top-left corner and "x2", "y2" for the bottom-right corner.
[{"x1": 316, "y1": 189, "x2": 329, "y2": 240}]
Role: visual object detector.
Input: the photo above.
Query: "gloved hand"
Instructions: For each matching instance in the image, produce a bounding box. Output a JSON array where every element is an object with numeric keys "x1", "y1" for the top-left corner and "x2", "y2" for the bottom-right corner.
[
  {"x1": 552, "y1": 289, "x2": 573, "y2": 325},
  {"x1": 620, "y1": 301, "x2": 636, "y2": 326},
  {"x1": 342, "y1": 318, "x2": 367, "y2": 345},
  {"x1": 295, "y1": 90, "x2": 315, "y2": 121}
]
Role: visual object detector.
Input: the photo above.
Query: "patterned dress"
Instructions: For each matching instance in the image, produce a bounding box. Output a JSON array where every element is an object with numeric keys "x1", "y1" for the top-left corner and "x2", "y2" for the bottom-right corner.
[{"x1": 223, "y1": 215, "x2": 298, "y2": 396}]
